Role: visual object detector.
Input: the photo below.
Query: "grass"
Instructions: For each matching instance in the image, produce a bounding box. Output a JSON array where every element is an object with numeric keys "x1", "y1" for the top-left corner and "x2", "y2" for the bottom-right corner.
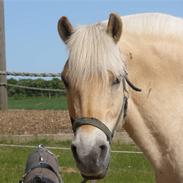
[
  {"x1": 0, "y1": 139, "x2": 155, "y2": 183},
  {"x1": 8, "y1": 96, "x2": 68, "y2": 110}
]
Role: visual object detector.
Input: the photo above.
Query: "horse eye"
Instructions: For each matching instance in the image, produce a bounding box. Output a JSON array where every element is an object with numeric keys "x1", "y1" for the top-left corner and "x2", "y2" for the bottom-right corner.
[
  {"x1": 61, "y1": 75, "x2": 69, "y2": 88},
  {"x1": 112, "y1": 78, "x2": 120, "y2": 85}
]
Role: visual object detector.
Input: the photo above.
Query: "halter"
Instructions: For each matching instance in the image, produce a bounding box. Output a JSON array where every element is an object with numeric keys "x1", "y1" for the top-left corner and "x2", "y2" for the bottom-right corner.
[
  {"x1": 72, "y1": 76, "x2": 141, "y2": 144},
  {"x1": 72, "y1": 91, "x2": 128, "y2": 144},
  {"x1": 19, "y1": 145, "x2": 63, "y2": 183}
]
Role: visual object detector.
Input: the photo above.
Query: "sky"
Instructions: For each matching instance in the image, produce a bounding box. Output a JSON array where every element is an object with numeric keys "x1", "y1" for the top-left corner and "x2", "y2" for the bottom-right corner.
[{"x1": 3, "y1": 0, "x2": 183, "y2": 74}]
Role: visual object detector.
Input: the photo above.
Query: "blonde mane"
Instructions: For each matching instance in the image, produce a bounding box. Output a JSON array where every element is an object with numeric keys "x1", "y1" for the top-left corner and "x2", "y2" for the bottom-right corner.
[
  {"x1": 122, "y1": 13, "x2": 183, "y2": 39},
  {"x1": 65, "y1": 13, "x2": 183, "y2": 88},
  {"x1": 66, "y1": 23, "x2": 126, "y2": 87}
]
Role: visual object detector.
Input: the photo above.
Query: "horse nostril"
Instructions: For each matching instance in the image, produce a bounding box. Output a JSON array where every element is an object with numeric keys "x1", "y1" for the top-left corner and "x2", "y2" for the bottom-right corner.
[
  {"x1": 71, "y1": 144, "x2": 77, "y2": 155},
  {"x1": 100, "y1": 145, "x2": 107, "y2": 151},
  {"x1": 99, "y1": 144, "x2": 107, "y2": 161},
  {"x1": 33, "y1": 176, "x2": 42, "y2": 183},
  {"x1": 71, "y1": 144, "x2": 80, "y2": 162}
]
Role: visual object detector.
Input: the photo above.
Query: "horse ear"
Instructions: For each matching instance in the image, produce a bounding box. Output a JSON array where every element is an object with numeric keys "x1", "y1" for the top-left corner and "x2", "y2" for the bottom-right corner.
[
  {"x1": 57, "y1": 16, "x2": 74, "y2": 43},
  {"x1": 107, "y1": 13, "x2": 122, "y2": 43}
]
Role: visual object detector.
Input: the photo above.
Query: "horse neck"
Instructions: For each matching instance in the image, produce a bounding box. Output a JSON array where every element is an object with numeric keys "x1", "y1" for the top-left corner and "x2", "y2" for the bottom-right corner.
[{"x1": 118, "y1": 34, "x2": 183, "y2": 182}]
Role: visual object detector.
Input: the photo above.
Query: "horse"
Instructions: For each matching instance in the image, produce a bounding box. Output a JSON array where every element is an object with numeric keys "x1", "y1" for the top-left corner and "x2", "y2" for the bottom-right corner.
[{"x1": 57, "y1": 12, "x2": 183, "y2": 183}]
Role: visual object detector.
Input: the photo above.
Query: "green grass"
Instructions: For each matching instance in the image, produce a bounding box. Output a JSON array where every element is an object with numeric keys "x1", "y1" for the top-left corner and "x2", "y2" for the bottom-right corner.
[
  {"x1": 8, "y1": 96, "x2": 68, "y2": 110},
  {"x1": 0, "y1": 139, "x2": 155, "y2": 183}
]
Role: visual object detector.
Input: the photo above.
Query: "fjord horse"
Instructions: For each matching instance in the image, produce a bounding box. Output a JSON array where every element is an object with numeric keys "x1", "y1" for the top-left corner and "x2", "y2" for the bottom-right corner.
[{"x1": 58, "y1": 13, "x2": 183, "y2": 183}]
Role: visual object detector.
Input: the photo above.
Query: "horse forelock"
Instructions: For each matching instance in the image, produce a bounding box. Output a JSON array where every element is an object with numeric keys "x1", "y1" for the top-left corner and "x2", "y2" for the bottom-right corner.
[{"x1": 66, "y1": 23, "x2": 126, "y2": 88}]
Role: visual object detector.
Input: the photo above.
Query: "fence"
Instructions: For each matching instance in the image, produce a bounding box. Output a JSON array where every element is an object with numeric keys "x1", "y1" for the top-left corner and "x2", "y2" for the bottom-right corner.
[
  {"x1": 0, "y1": 143, "x2": 142, "y2": 154},
  {"x1": 0, "y1": 71, "x2": 64, "y2": 111}
]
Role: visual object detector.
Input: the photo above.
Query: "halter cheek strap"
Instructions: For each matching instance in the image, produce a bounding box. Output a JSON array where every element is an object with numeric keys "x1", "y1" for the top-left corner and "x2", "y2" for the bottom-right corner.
[{"x1": 111, "y1": 95, "x2": 128, "y2": 136}]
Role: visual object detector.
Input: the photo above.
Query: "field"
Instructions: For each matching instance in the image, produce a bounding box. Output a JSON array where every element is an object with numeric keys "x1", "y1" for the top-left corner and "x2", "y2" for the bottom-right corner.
[
  {"x1": 0, "y1": 139, "x2": 155, "y2": 183},
  {"x1": 8, "y1": 96, "x2": 68, "y2": 110}
]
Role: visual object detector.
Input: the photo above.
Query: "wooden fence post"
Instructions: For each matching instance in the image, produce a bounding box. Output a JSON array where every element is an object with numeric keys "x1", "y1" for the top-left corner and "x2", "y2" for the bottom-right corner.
[{"x1": 0, "y1": 0, "x2": 8, "y2": 111}]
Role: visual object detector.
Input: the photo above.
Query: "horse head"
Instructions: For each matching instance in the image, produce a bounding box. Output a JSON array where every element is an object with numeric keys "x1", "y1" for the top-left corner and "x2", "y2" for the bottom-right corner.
[{"x1": 58, "y1": 13, "x2": 140, "y2": 180}]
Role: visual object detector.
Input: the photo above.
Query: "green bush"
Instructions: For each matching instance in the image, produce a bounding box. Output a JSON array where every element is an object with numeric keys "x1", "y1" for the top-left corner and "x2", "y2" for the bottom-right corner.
[{"x1": 7, "y1": 78, "x2": 65, "y2": 97}]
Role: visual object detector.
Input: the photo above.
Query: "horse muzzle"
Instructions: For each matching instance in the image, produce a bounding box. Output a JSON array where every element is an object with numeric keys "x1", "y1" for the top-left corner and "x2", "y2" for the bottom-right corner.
[
  {"x1": 71, "y1": 141, "x2": 110, "y2": 179},
  {"x1": 71, "y1": 117, "x2": 111, "y2": 179}
]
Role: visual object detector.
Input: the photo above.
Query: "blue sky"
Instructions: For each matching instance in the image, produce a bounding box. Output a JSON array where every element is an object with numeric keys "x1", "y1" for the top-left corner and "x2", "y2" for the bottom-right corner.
[{"x1": 4, "y1": 0, "x2": 183, "y2": 74}]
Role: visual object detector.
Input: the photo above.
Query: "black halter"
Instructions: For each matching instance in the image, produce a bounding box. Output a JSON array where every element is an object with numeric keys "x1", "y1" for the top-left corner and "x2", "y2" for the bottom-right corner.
[{"x1": 72, "y1": 76, "x2": 141, "y2": 144}]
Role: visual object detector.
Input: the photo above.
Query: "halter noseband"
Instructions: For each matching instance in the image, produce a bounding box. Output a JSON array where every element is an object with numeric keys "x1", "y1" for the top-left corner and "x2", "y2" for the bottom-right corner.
[{"x1": 72, "y1": 76, "x2": 141, "y2": 144}]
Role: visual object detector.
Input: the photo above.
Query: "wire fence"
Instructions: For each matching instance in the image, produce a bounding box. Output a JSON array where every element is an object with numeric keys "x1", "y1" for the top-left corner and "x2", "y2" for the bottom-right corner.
[
  {"x1": 0, "y1": 71, "x2": 61, "y2": 77},
  {"x1": 3, "y1": 83, "x2": 65, "y2": 92},
  {"x1": 0, "y1": 71, "x2": 64, "y2": 93},
  {"x1": 0, "y1": 144, "x2": 143, "y2": 154}
]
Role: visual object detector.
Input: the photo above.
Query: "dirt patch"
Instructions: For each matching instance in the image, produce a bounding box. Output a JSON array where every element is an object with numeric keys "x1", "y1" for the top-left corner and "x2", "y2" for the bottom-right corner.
[
  {"x1": 0, "y1": 110, "x2": 72, "y2": 135},
  {"x1": 0, "y1": 110, "x2": 133, "y2": 144},
  {"x1": 62, "y1": 167, "x2": 78, "y2": 173}
]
